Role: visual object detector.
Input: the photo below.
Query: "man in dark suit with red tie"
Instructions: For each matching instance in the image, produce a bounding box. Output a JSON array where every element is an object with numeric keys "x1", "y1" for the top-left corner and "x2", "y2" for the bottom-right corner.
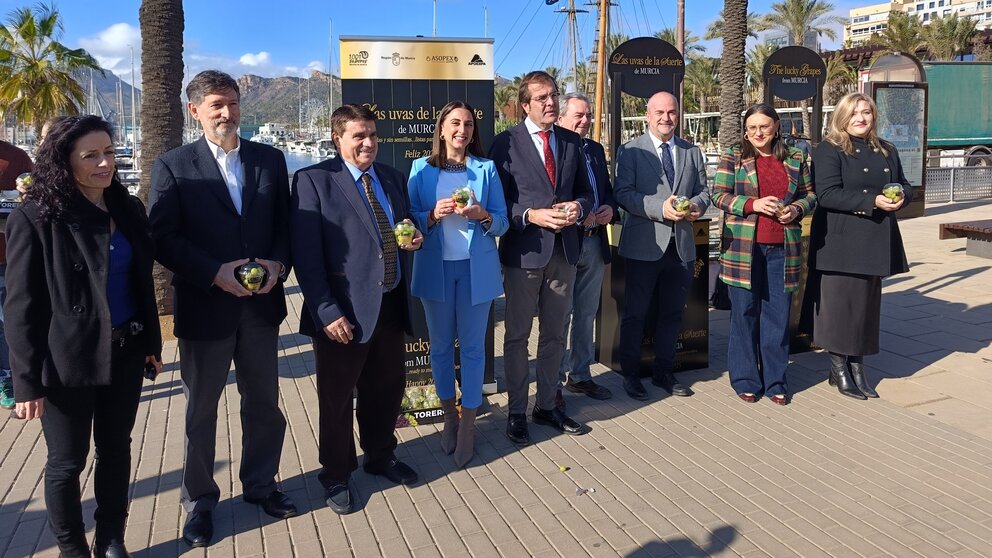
[
  {"x1": 488, "y1": 71, "x2": 593, "y2": 445},
  {"x1": 290, "y1": 104, "x2": 422, "y2": 515}
]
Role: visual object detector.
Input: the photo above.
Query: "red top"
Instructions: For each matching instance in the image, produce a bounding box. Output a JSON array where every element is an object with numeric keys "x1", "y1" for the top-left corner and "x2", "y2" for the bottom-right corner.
[{"x1": 743, "y1": 155, "x2": 789, "y2": 245}]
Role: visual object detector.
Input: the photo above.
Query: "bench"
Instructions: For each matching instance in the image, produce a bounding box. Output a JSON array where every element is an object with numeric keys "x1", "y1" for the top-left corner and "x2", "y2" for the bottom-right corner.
[{"x1": 939, "y1": 220, "x2": 992, "y2": 259}]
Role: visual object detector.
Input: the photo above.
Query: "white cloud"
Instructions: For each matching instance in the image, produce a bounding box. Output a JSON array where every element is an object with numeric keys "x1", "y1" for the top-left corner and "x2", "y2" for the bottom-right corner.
[
  {"x1": 78, "y1": 23, "x2": 142, "y2": 81},
  {"x1": 239, "y1": 51, "x2": 272, "y2": 66}
]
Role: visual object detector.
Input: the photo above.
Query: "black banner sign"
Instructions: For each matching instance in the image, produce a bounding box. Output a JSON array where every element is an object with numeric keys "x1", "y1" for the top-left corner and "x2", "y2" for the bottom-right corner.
[
  {"x1": 762, "y1": 46, "x2": 826, "y2": 102},
  {"x1": 608, "y1": 37, "x2": 685, "y2": 99}
]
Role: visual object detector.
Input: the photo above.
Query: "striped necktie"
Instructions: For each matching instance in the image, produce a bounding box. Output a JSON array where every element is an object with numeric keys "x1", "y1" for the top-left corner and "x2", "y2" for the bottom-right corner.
[{"x1": 360, "y1": 173, "x2": 397, "y2": 289}]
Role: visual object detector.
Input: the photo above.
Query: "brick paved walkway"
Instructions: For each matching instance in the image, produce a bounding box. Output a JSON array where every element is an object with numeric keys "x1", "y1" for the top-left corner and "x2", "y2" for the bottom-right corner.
[{"x1": 1, "y1": 201, "x2": 991, "y2": 557}]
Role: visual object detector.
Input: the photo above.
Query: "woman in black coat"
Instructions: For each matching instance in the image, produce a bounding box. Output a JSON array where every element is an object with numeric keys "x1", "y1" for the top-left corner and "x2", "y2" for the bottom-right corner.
[
  {"x1": 808, "y1": 92, "x2": 911, "y2": 400},
  {"x1": 6, "y1": 116, "x2": 163, "y2": 557}
]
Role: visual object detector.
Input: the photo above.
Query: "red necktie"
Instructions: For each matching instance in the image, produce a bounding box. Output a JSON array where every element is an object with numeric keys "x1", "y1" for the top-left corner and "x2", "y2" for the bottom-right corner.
[{"x1": 538, "y1": 130, "x2": 556, "y2": 189}]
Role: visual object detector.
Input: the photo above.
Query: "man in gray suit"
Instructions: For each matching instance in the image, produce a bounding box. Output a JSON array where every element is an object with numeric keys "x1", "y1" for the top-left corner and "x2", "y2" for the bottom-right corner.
[{"x1": 613, "y1": 91, "x2": 709, "y2": 401}]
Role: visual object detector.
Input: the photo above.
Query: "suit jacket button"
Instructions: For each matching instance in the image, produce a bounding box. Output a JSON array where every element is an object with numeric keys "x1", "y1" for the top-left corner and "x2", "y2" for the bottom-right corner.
[
  {"x1": 378, "y1": 253, "x2": 383, "y2": 259},
  {"x1": 377, "y1": 281, "x2": 383, "y2": 286},
  {"x1": 72, "y1": 304, "x2": 84, "y2": 314},
  {"x1": 863, "y1": 168, "x2": 869, "y2": 172},
  {"x1": 863, "y1": 189, "x2": 868, "y2": 194},
  {"x1": 73, "y1": 263, "x2": 84, "y2": 271}
]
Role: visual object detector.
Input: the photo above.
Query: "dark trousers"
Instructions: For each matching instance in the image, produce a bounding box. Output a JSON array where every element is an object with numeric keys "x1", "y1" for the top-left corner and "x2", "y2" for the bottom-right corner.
[
  {"x1": 619, "y1": 244, "x2": 693, "y2": 378},
  {"x1": 502, "y1": 242, "x2": 576, "y2": 414},
  {"x1": 313, "y1": 288, "x2": 406, "y2": 488},
  {"x1": 41, "y1": 335, "x2": 144, "y2": 556},
  {"x1": 727, "y1": 244, "x2": 792, "y2": 397},
  {"x1": 178, "y1": 304, "x2": 285, "y2": 512}
]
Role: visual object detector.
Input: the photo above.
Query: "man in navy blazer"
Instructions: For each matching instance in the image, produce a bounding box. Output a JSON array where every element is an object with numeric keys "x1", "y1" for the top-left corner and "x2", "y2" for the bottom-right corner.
[
  {"x1": 290, "y1": 104, "x2": 422, "y2": 516},
  {"x1": 613, "y1": 91, "x2": 710, "y2": 401},
  {"x1": 488, "y1": 71, "x2": 593, "y2": 445},
  {"x1": 149, "y1": 70, "x2": 296, "y2": 547},
  {"x1": 555, "y1": 93, "x2": 617, "y2": 406}
]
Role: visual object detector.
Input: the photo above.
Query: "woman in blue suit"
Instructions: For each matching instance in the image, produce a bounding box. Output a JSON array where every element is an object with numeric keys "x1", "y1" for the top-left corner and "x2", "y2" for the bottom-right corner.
[{"x1": 408, "y1": 101, "x2": 508, "y2": 468}]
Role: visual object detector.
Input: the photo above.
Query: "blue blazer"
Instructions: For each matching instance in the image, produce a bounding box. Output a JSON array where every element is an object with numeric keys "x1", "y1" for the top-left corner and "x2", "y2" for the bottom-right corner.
[
  {"x1": 407, "y1": 156, "x2": 509, "y2": 306},
  {"x1": 290, "y1": 156, "x2": 413, "y2": 343}
]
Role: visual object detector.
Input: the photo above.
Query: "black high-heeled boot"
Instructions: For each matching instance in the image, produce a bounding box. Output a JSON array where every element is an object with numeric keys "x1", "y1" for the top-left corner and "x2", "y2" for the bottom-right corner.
[
  {"x1": 848, "y1": 357, "x2": 879, "y2": 398},
  {"x1": 828, "y1": 353, "x2": 866, "y2": 400}
]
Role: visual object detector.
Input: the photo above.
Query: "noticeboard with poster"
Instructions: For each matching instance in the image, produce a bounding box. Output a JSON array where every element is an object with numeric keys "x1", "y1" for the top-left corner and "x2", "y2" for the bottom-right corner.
[
  {"x1": 340, "y1": 36, "x2": 496, "y2": 426},
  {"x1": 872, "y1": 82, "x2": 928, "y2": 218}
]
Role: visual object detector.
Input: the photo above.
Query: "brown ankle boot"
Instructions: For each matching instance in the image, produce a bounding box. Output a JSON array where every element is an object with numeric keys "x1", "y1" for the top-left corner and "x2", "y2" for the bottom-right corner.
[
  {"x1": 439, "y1": 399, "x2": 459, "y2": 455},
  {"x1": 453, "y1": 406, "x2": 477, "y2": 468}
]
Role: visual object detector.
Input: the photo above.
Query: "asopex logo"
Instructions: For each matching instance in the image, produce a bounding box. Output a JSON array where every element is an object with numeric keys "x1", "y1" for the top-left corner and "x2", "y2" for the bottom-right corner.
[
  {"x1": 468, "y1": 54, "x2": 486, "y2": 66},
  {"x1": 348, "y1": 50, "x2": 369, "y2": 66},
  {"x1": 426, "y1": 55, "x2": 459, "y2": 63}
]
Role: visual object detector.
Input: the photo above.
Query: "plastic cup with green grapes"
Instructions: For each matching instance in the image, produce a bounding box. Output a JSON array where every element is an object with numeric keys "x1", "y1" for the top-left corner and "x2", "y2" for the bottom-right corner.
[
  {"x1": 15, "y1": 172, "x2": 32, "y2": 196},
  {"x1": 394, "y1": 221, "x2": 416, "y2": 247},
  {"x1": 773, "y1": 199, "x2": 791, "y2": 218},
  {"x1": 673, "y1": 196, "x2": 691, "y2": 215},
  {"x1": 882, "y1": 183, "x2": 904, "y2": 202},
  {"x1": 452, "y1": 187, "x2": 471, "y2": 208}
]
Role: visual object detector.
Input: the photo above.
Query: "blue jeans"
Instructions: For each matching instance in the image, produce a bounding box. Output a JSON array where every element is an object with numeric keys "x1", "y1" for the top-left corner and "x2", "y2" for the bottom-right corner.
[
  {"x1": 0, "y1": 263, "x2": 9, "y2": 374},
  {"x1": 726, "y1": 244, "x2": 792, "y2": 397},
  {"x1": 421, "y1": 259, "x2": 492, "y2": 410},
  {"x1": 559, "y1": 234, "x2": 606, "y2": 386}
]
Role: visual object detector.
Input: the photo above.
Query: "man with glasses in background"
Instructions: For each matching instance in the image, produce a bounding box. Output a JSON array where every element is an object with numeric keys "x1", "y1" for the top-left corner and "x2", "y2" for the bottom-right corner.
[{"x1": 488, "y1": 70, "x2": 593, "y2": 445}]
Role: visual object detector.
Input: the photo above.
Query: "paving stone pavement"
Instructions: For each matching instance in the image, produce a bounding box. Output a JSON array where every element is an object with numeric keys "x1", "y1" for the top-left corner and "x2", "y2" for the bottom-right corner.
[{"x1": 1, "y1": 200, "x2": 991, "y2": 557}]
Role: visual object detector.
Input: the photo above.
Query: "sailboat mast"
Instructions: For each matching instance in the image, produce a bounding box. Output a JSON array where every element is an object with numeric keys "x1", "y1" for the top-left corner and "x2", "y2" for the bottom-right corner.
[{"x1": 592, "y1": 0, "x2": 608, "y2": 143}]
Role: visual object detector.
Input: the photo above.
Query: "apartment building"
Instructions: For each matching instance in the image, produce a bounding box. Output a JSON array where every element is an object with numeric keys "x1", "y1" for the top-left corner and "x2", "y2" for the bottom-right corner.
[{"x1": 844, "y1": 0, "x2": 992, "y2": 46}]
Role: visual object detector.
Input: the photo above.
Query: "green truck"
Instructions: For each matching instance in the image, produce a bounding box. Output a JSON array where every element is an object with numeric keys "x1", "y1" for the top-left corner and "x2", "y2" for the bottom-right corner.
[{"x1": 923, "y1": 62, "x2": 992, "y2": 166}]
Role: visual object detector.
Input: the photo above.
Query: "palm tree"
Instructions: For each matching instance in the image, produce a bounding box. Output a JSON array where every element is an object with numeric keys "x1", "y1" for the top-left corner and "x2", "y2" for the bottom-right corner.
[
  {"x1": 0, "y1": 3, "x2": 102, "y2": 134},
  {"x1": 139, "y1": 0, "x2": 184, "y2": 314},
  {"x1": 868, "y1": 11, "x2": 925, "y2": 56},
  {"x1": 718, "y1": 0, "x2": 749, "y2": 150},
  {"x1": 684, "y1": 57, "x2": 719, "y2": 113},
  {"x1": 922, "y1": 13, "x2": 978, "y2": 61},
  {"x1": 823, "y1": 53, "x2": 856, "y2": 106},
  {"x1": 494, "y1": 84, "x2": 514, "y2": 119},
  {"x1": 545, "y1": 65, "x2": 568, "y2": 89},
  {"x1": 763, "y1": 0, "x2": 845, "y2": 139},
  {"x1": 745, "y1": 43, "x2": 777, "y2": 104},
  {"x1": 654, "y1": 28, "x2": 706, "y2": 62},
  {"x1": 704, "y1": 10, "x2": 769, "y2": 40}
]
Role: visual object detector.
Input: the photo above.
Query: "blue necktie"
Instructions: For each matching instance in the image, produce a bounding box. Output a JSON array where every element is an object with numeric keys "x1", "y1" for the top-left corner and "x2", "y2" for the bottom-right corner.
[
  {"x1": 660, "y1": 142, "x2": 675, "y2": 188},
  {"x1": 582, "y1": 141, "x2": 599, "y2": 211}
]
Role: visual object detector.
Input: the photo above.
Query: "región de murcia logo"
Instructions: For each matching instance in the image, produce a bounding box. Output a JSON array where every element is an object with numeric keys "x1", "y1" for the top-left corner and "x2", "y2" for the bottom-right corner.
[{"x1": 468, "y1": 54, "x2": 486, "y2": 66}]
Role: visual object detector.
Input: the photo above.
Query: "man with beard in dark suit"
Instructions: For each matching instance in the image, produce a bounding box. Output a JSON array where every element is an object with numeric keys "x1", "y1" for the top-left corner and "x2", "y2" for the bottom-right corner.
[
  {"x1": 290, "y1": 104, "x2": 423, "y2": 515},
  {"x1": 149, "y1": 70, "x2": 296, "y2": 548}
]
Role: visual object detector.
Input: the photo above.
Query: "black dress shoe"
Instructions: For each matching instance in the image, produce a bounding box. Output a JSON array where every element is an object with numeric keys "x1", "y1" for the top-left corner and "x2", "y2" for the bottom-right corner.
[
  {"x1": 652, "y1": 371, "x2": 693, "y2": 396},
  {"x1": 506, "y1": 413, "x2": 530, "y2": 445},
  {"x1": 93, "y1": 540, "x2": 131, "y2": 558},
  {"x1": 325, "y1": 482, "x2": 353, "y2": 515},
  {"x1": 245, "y1": 489, "x2": 298, "y2": 519},
  {"x1": 565, "y1": 379, "x2": 613, "y2": 400},
  {"x1": 365, "y1": 459, "x2": 418, "y2": 485},
  {"x1": 623, "y1": 377, "x2": 649, "y2": 401},
  {"x1": 532, "y1": 407, "x2": 584, "y2": 435},
  {"x1": 182, "y1": 510, "x2": 213, "y2": 548}
]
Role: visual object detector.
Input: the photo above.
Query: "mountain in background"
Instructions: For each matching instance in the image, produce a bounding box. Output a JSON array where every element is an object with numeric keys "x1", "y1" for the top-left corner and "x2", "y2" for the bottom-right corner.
[{"x1": 74, "y1": 68, "x2": 343, "y2": 135}]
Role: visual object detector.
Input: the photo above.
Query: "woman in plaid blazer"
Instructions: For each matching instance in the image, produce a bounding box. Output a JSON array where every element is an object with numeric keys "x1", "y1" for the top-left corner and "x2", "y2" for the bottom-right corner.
[{"x1": 712, "y1": 104, "x2": 816, "y2": 405}]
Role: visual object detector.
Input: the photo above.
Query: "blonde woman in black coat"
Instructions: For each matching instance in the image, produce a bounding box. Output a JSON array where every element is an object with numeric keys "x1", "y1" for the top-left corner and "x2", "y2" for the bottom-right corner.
[
  {"x1": 808, "y1": 93, "x2": 912, "y2": 400},
  {"x1": 6, "y1": 116, "x2": 163, "y2": 557}
]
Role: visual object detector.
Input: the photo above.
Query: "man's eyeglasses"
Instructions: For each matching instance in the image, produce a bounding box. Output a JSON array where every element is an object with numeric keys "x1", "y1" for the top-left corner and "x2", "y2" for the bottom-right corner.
[{"x1": 530, "y1": 92, "x2": 560, "y2": 105}]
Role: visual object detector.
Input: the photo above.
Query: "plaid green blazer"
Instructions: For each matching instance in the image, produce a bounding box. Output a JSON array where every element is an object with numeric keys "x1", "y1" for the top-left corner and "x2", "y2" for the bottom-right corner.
[{"x1": 712, "y1": 146, "x2": 816, "y2": 292}]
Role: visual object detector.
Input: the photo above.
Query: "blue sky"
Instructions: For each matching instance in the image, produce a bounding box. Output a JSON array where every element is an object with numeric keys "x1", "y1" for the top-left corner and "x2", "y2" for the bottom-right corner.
[{"x1": 0, "y1": 0, "x2": 861, "y2": 84}]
